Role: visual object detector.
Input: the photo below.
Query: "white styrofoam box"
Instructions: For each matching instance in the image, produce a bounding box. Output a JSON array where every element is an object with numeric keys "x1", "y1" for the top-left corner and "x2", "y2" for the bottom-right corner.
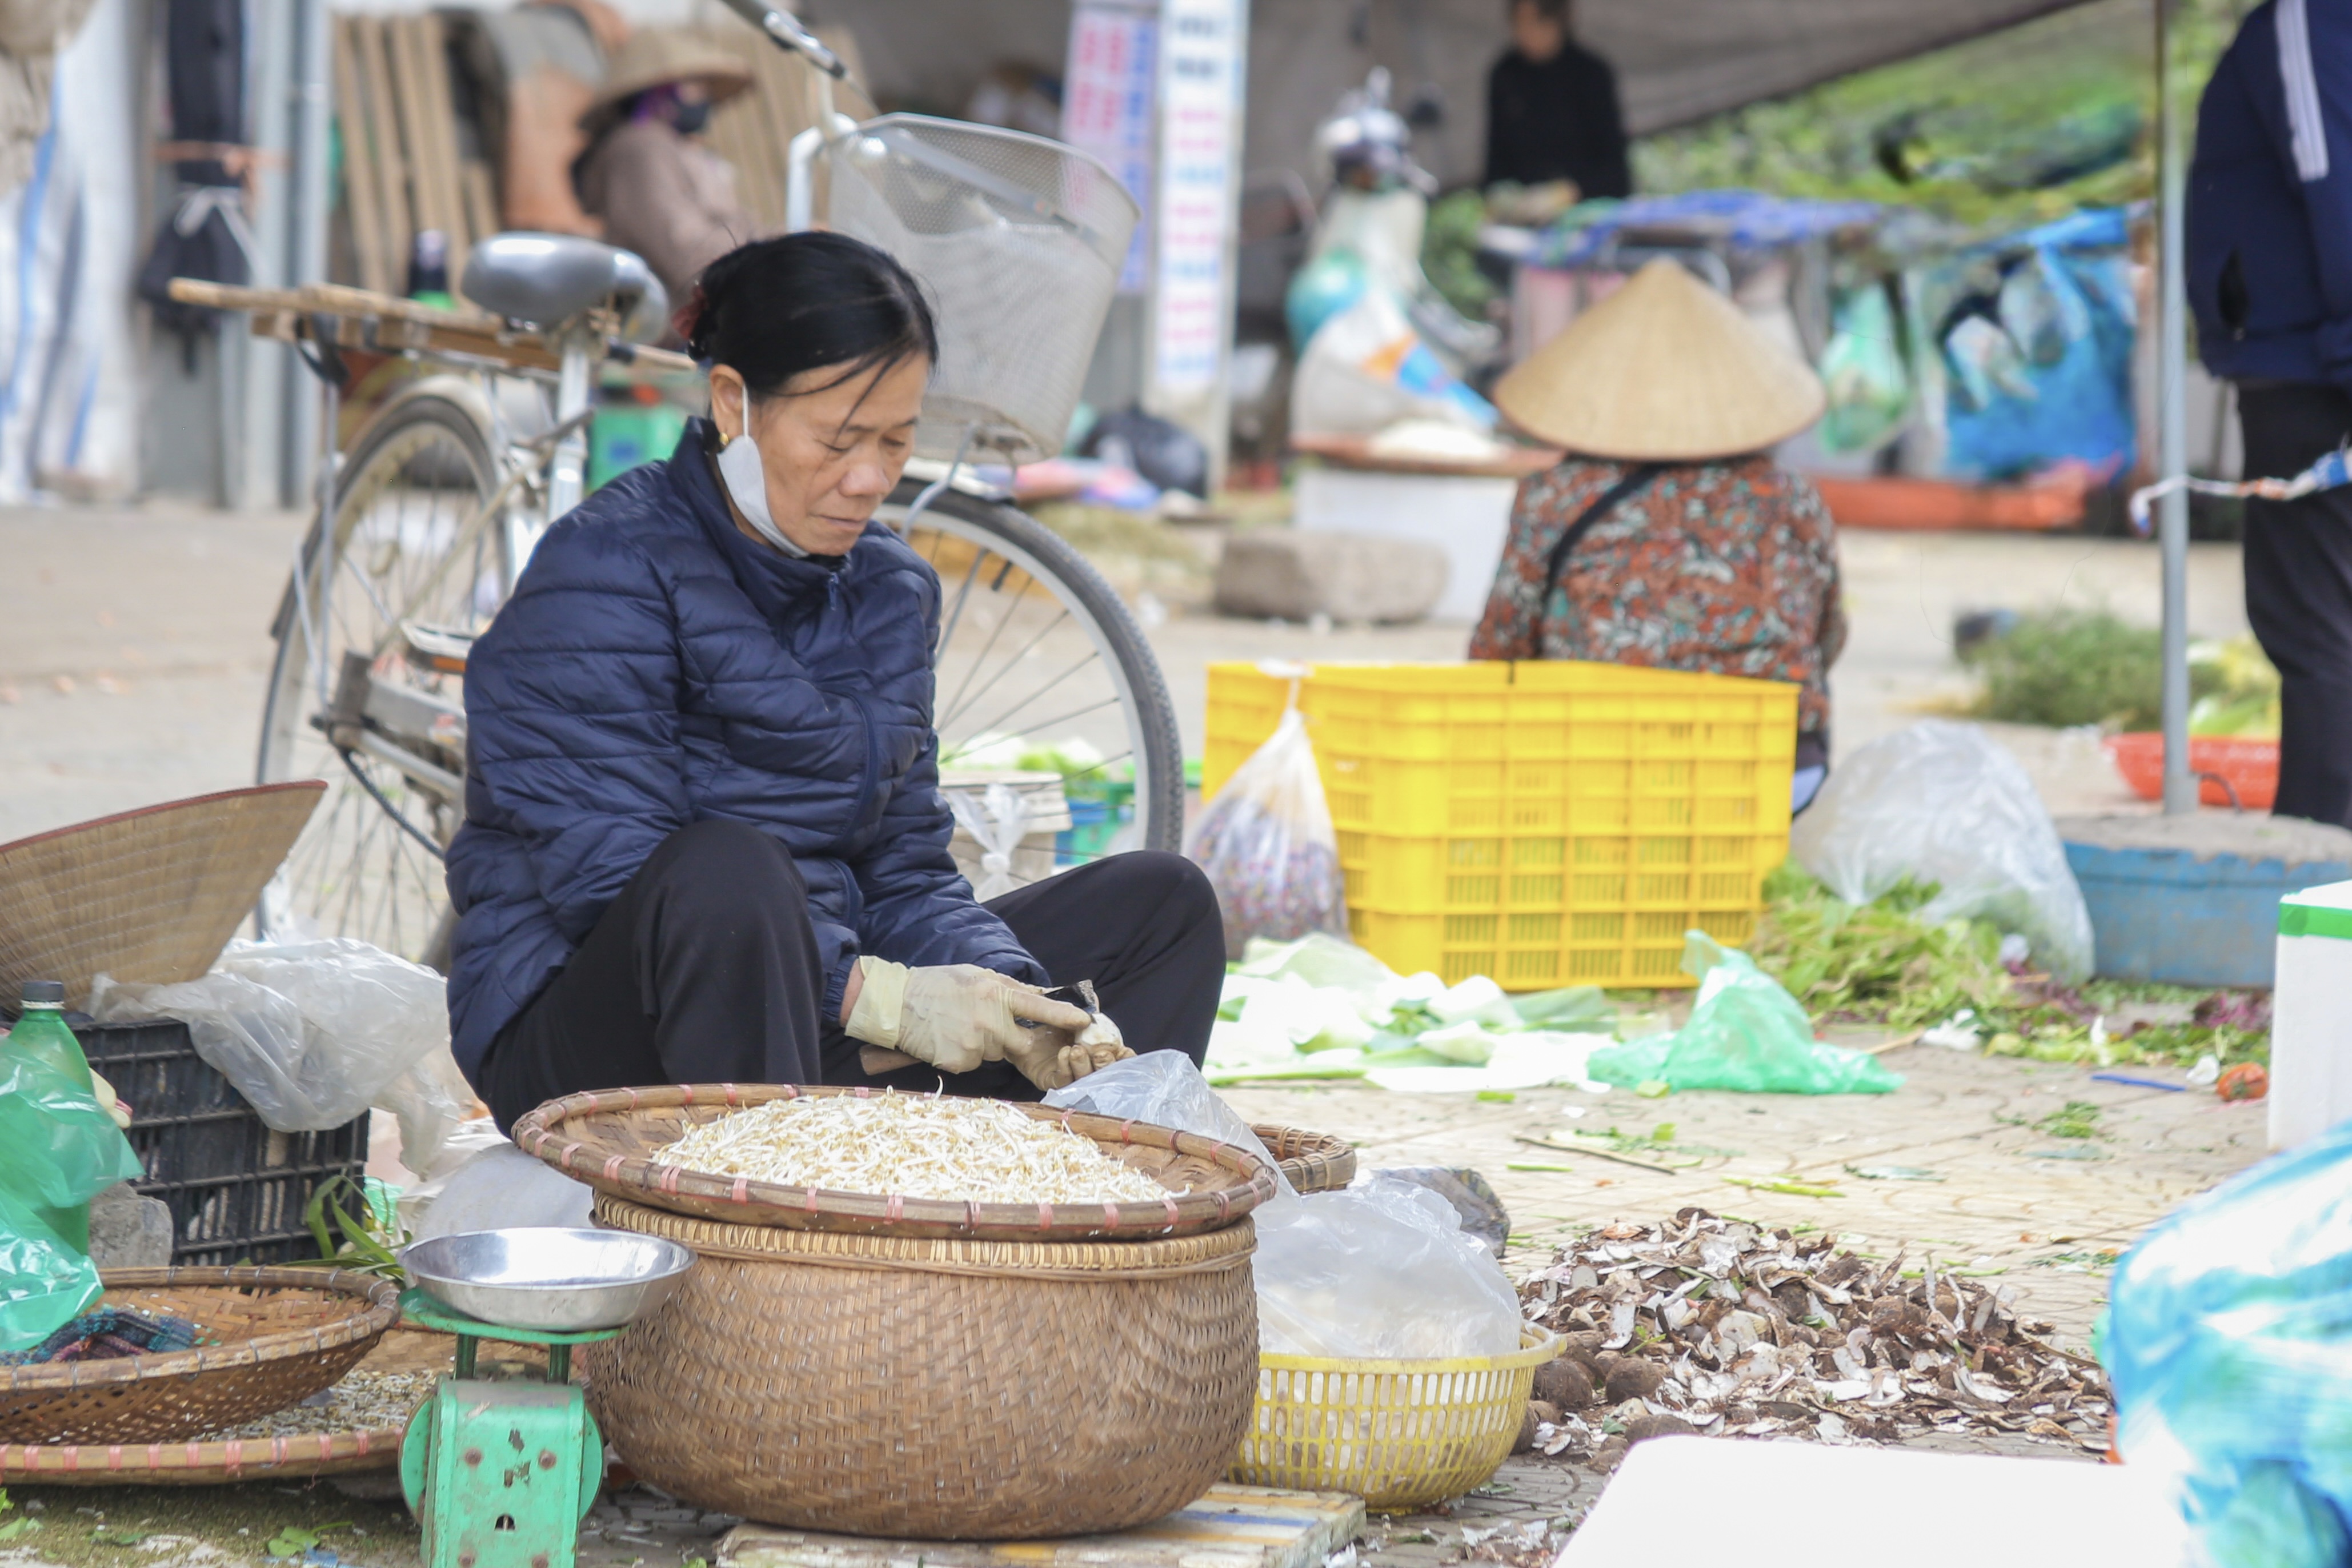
[
  {"x1": 2271, "y1": 877, "x2": 2352, "y2": 1150},
  {"x1": 1293, "y1": 466, "x2": 1517, "y2": 622},
  {"x1": 1558, "y1": 1436, "x2": 2189, "y2": 1567}
]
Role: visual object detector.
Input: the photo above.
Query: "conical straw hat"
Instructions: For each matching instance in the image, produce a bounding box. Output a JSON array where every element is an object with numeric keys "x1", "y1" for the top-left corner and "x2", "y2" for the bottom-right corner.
[
  {"x1": 590, "y1": 29, "x2": 755, "y2": 114},
  {"x1": 1495, "y1": 258, "x2": 1827, "y2": 462},
  {"x1": 0, "y1": 783, "x2": 324, "y2": 1010}
]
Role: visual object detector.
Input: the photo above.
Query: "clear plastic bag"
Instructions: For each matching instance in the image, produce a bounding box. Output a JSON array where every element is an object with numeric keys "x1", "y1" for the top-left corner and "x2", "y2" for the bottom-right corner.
[
  {"x1": 943, "y1": 781, "x2": 1029, "y2": 902},
  {"x1": 0, "y1": 1038, "x2": 145, "y2": 1349},
  {"x1": 1789, "y1": 720, "x2": 2094, "y2": 982},
  {"x1": 1042, "y1": 1050, "x2": 1289, "y2": 1193},
  {"x1": 1045, "y1": 1053, "x2": 1522, "y2": 1357},
  {"x1": 1586, "y1": 933, "x2": 1902, "y2": 1095},
  {"x1": 92, "y1": 939, "x2": 454, "y2": 1144},
  {"x1": 2105, "y1": 1118, "x2": 2352, "y2": 1568},
  {"x1": 1188, "y1": 706, "x2": 1348, "y2": 960},
  {"x1": 1254, "y1": 1176, "x2": 1525, "y2": 1358}
]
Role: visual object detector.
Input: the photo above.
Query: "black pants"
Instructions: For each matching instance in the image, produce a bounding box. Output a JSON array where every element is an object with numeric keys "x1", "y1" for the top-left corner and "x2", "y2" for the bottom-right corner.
[
  {"x1": 474, "y1": 821, "x2": 1227, "y2": 1131},
  {"x1": 2241, "y1": 383, "x2": 2352, "y2": 828}
]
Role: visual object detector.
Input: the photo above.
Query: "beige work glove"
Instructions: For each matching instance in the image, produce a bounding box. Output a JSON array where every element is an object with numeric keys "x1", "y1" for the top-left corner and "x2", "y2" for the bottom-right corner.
[
  {"x1": 845, "y1": 958, "x2": 1092, "y2": 1076},
  {"x1": 1011, "y1": 1011, "x2": 1137, "y2": 1093}
]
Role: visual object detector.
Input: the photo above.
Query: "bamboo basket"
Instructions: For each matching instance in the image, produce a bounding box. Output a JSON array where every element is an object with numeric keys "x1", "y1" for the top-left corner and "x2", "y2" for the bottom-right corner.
[
  {"x1": 0, "y1": 1268, "x2": 400, "y2": 1446},
  {"x1": 587, "y1": 1193, "x2": 1260, "y2": 1538},
  {"x1": 1253, "y1": 1125, "x2": 1357, "y2": 1193},
  {"x1": 512, "y1": 1084, "x2": 1279, "y2": 1241},
  {"x1": 1229, "y1": 1326, "x2": 1562, "y2": 1513}
]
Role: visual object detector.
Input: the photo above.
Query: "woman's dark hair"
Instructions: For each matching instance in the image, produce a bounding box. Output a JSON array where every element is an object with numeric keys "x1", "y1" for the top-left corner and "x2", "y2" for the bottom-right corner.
[{"x1": 676, "y1": 232, "x2": 938, "y2": 398}]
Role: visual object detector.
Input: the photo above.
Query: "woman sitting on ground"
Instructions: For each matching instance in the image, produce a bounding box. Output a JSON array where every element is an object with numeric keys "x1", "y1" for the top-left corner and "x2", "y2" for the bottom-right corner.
[
  {"x1": 1468, "y1": 257, "x2": 1845, "y2": 809},
  {"x1": 445, "y1": 232, "x2": 1225, "y2": 1130}
]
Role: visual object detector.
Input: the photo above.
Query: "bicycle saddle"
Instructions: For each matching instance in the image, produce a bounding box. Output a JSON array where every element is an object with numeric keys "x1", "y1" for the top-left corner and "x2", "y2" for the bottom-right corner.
[{"x1": 460, "y1": 234, "x2": 668, "y2": 339}]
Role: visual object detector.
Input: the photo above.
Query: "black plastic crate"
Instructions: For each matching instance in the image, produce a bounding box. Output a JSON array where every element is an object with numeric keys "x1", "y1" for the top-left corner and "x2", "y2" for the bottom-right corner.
[{"x1": 74, "y1": 1017, "x2": 370, "y2": 1267}]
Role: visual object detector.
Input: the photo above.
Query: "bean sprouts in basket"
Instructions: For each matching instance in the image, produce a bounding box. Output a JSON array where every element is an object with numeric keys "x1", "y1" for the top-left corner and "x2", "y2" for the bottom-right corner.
[{"x1": 651, "y1": 1094, "x2": 1173, "y2": 1205}]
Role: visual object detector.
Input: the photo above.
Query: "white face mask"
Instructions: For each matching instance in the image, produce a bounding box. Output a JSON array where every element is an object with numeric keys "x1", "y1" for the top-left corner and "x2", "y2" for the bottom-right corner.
[{"x1": 715, "y1": 410, "x2": 808, "y2": 559}]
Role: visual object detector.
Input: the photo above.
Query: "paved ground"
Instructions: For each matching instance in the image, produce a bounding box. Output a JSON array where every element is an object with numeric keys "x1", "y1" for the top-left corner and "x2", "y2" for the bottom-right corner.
[
  {"x1": 0, "y1": 500, "x2": 2255, "y2": 845},
  {"x1": 0, "y1": 498, "x2": 2271, "y2": 1566}
]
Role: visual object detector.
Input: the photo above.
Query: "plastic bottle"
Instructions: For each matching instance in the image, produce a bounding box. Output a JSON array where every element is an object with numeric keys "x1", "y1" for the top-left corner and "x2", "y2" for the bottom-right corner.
[{"x1": 6, "y1": 980, "x2": 94, "y2": 1093}]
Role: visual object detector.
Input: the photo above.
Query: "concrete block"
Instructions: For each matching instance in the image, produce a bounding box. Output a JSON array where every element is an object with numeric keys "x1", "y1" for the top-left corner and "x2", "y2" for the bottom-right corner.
[
  {"x1": 1212, "y1": 530, "x2": 1451, "y2": 624},
  {"x1": 89, "y1": 1182, "x2": 174, "y2": 1269}
]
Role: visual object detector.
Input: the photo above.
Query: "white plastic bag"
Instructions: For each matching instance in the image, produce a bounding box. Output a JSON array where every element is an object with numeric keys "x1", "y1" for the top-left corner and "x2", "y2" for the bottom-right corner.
[
  {"x1": 1788, "y1": 721, "x2": 2094, "y2": 981},
  {"x1": 92, "y1": 938, "x2": 454, "y2": 1138},
  {"x1": 1188, "y1": 707, "x2": 1348, "y2": 960},
  {"x1": 1291, "y1": 285, "x2": 1497, "y2": 439},
  {"x1": 403, "y1": 1138, "x2": 594, "y2": 1242}
]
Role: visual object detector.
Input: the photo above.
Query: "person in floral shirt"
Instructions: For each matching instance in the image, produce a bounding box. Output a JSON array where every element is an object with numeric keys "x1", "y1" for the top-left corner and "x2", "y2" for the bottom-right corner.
[{"x1": 1469, "y1": 258, "x2": 1844, "y2": 809}]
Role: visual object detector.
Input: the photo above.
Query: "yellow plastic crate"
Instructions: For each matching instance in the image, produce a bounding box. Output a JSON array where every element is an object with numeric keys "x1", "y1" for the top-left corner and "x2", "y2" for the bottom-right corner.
[
  {"x1": 1228, "y1": 1328, "x2": 1562, "y2": 1513},
  {"x1": 1205, "y1": 661, "x2": 1797, "y2": 988}
]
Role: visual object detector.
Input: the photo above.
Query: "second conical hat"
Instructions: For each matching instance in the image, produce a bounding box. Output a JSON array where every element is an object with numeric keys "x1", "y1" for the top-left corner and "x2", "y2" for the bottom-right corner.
[{"x1": 1495, "y1": 257, "x2": 1827, "y2": 462}]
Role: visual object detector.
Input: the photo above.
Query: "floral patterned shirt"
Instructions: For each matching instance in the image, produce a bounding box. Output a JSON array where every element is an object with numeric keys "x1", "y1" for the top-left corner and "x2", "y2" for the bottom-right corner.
[{"x1": 1468, "y1": 455, "x2": 1845, "y2": 739}]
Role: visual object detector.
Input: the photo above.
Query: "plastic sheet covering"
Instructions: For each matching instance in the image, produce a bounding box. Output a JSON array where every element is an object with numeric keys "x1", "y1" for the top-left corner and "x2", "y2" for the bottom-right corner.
[
  {"x1": 0, "y1": 1037, "x2": 143, "y2": 1349},
  {"x1": 2105, "y1": 1117, "x2": 2352, "y2": 1568},
  {"x1": 1585, "y1": 933, "x2": 1902, "y2": 1095},
  {"x1": 1187, "y1": 707, "x2": 1349, "y2": 960},
  {"x1": 91, "y1": 939, "x2": 456, "y2": 1152},
  {"x1": 1789, "y1": 720, "x2": 2094, "y2": 982}
]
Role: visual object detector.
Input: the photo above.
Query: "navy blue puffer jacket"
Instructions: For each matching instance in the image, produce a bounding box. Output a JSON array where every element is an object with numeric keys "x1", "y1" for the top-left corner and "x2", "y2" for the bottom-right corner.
[{"x1": 443, "y1": 419, "x2": 1044, "y2": 1078}]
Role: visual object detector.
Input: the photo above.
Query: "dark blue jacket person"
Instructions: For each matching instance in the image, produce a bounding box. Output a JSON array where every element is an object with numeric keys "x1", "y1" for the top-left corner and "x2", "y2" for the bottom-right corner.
[
  {"x1": 445, "y1": 233, "x2": 1224, "y2": 1129},
  {"x1": 2188, "y1": 0, "x2": 2352, "y2": 828}
]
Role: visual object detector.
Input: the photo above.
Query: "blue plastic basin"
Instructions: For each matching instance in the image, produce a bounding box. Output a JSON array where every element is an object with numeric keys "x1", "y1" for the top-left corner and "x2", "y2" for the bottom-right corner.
[{"x1": 2063, "y1": 839, "x2": 2352, "y2": 988}]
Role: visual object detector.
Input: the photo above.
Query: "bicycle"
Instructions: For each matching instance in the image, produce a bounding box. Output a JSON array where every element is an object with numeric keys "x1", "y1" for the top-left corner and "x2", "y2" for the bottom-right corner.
[{"x1": 170, "y1": 51, "x2": 1183, "y2": 970}]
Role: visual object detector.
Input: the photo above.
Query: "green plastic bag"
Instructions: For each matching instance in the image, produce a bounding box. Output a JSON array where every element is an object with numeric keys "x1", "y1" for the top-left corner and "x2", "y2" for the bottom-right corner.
[
  {"x1": 0, "y1": 1038, "x2": 145, "y2": 1350},
  {"x1": 1586, "y1": 933, "x2": 1903, "y2": 1096}
]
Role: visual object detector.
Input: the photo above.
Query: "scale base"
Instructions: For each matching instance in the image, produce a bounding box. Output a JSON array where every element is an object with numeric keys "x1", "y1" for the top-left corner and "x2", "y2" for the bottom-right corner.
[{"x1": 402, "y1": 1379, "x2": 603, "y2": 1568}]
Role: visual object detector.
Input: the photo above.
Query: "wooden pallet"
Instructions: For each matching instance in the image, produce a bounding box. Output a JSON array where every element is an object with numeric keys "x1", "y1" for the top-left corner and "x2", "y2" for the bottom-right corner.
[{"x1": 333, "y1": 12, "x2": 493, "y2": 295}]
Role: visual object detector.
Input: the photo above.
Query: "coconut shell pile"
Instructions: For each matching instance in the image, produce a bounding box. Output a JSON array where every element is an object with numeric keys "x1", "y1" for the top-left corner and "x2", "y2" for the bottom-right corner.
[{"x1": 1514, "y1": 1208, "x2": 2111, "y2": 1469}]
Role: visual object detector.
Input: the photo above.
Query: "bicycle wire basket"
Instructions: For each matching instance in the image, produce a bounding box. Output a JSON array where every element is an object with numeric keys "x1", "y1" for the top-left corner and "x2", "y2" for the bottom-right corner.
[{"x1": 823, "y1": 114, "x2": 1140, "y2": 466}]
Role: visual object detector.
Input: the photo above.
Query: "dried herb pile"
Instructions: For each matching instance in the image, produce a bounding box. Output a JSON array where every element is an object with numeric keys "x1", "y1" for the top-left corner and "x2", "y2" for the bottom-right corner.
[{"x1": 1516, "y1": 1209, "x2": 2110, "y2": 1468}]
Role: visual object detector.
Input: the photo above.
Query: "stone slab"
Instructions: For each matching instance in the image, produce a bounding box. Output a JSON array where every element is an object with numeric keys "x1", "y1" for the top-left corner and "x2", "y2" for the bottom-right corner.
[{"x1": 718, "y1": 1485, "x2": 1365, "y2": 1568}]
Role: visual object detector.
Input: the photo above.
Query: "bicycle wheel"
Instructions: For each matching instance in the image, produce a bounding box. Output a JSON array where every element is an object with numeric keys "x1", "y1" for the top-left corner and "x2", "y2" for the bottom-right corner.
[
  {"x1": 255, "y1": 390, "x2": 506, "y2": 964},
  {"x1": 884, "y1": 479, "x2": 1185, "y2": 872}
]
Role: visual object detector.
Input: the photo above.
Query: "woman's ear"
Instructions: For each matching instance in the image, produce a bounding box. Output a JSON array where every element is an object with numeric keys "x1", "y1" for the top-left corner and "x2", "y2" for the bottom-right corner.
[{"x1": 708, "y1": 366, "x2": 746, "y2": 442}]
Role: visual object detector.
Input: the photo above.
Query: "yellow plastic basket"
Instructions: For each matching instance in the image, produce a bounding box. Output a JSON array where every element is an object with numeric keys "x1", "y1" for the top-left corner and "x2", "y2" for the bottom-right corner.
[
  {"x1": 1228, "y1": 1326, "x2": 1561, "y2": 1513},
  {"x1": 1204, "y1": 662, "x2": 1798, "y2": 988}
]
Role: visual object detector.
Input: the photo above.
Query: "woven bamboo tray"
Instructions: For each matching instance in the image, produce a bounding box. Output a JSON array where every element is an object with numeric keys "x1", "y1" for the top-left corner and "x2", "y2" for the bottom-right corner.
[
  {"x1": 1254, "y1": 1124, "x2": 1357, "y2": 1193},
  {"x1": 588, "y1": 1193, "x2": 1260, "y2": 1538},
  {"x1": 0, "y1": 1425, "x2": 406, "y2": 1485},
  {"x1": 0, "y1": 1268, "x2": 400, "y2": 1446},
  {"x1": 514, "y1": 1084, "x2": 1280, "y2": 1241}
]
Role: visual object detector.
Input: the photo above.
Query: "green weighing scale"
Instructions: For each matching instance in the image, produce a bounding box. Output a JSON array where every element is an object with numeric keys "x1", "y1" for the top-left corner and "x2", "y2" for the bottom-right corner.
[{"x1": 399, "y1": 1229, "x2": 695, "y2": 1568}]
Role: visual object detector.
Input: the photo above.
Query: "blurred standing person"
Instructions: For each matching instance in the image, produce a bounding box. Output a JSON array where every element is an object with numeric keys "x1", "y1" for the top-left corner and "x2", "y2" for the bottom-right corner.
[
  {"x1": 577, "y1": 30, "x2": 756, "y2": 306},
  {"x1": 1483, "y1": 0, "x2": 1629, "y2": 199},
  {"x1": 2189, "y1": 0, "x2": 2352, "y2": 828}
]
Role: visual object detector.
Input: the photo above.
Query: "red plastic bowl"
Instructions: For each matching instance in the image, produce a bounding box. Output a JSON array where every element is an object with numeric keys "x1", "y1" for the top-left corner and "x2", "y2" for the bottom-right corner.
[{"x1": 2105, "y1": 731, "x2": 2280, "y2": 811}]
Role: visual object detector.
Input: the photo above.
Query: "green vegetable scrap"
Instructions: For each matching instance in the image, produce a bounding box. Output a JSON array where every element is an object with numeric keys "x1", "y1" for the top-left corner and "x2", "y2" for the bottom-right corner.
[
  {"x1": 1721, "y1": 1174, "x2": 1845, "y2": 1198},
  {"x1": 289, "y1": 1174, "x2": 409, "y2": 1280},
  {"x1": 2037, "y1": 1100, "x2": 2105, "y2": 1140},
  {"x1": 266, "y1": 1523, "x2": 351, "y2": 1559},
  {"x1": 1752, "y1": 866, "x2": 2012, "y2": 1029}
]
